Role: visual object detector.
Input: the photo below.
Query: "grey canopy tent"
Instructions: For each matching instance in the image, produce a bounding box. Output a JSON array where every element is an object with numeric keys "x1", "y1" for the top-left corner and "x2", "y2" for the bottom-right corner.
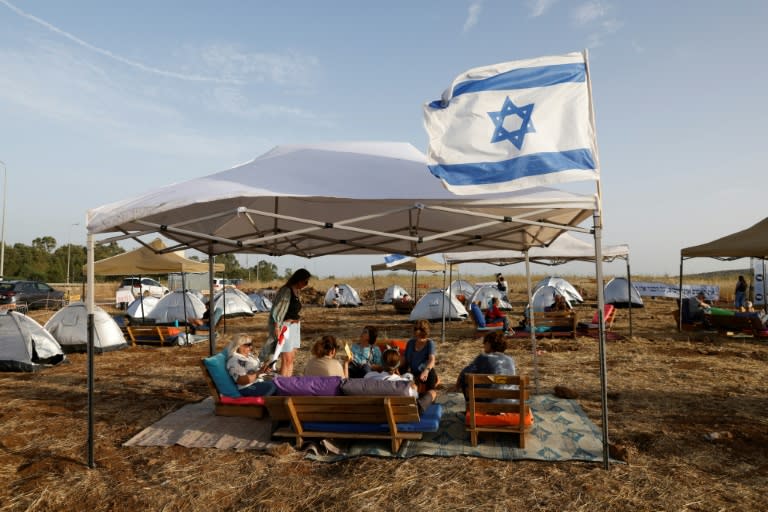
[
  {"x1": 679, "y1": 216, "x2": 768, "y2": 329},
  {"x1": 85, "y1": 141, "x2": 608, "y2": 467}
]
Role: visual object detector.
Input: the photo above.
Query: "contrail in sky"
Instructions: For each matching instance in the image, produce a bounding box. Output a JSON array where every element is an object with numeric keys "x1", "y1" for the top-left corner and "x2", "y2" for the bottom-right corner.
[{"x1": 0, "y1": 0, "x2": 242, "y2": 85}]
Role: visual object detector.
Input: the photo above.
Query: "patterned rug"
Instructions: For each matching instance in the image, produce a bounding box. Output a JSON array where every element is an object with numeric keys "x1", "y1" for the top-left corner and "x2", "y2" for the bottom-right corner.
[
  {"x1": 308, "y1": 393, "x2": 609, "y2": 462},
  {"x1": 124, "y1": 394, "x2": 609, "y2": 464}
]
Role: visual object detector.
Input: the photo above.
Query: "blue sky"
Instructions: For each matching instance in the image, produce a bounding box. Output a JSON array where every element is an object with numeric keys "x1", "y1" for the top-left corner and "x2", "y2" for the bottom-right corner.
[{"x1": 1, "y1": 0, "x2": 766, "y2": 279}]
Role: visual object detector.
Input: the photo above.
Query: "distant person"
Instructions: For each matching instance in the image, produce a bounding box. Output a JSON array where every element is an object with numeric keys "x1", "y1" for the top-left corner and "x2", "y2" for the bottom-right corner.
[
  {"x1": 546, "y1": 293, "x2": 571, "y2": 312},
  {"x1": 734, "y1": 275, "x2": 748, "y2": 309},
  {"x1": 485, "y1": 296, "x2": 511, "y2": 333},
  {"x1": 331, "y1": 284, "x2": 341, "y2": 308},
  {"x1": 687, "y1": 292, "x2": 711, "y2": 323},
  {"x1": 303, "y1": 335, "x2": 350, "y2": 378},
  {"x1": 260, "y1": 268, "x2": 311, "y2": 377},
  {"x1": 495, "y1": 273, "x2": 508, "y2": 298}
]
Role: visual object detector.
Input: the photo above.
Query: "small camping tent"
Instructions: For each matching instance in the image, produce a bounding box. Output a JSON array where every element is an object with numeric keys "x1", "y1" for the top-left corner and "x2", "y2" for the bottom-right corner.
[
  {"x1": 533, "y1": 276, "x2": 583, "y2": 304},
  {"x1": 449, "y1": 280, "x2": 476, "y2": 303},
  {"x1": 248, "y1": 292, "x2": 272, "y2": 313},
  {"x1": 45, "y1": 302, "x2": 129, "y2": 353},
  {"x1": 409, "y1": 289, "x2": 468, "y2": 321},
  {"x1": 604, "y1": 277, "x2": 644, "y2": 308},
  {"x1": 370, "y1": 255, "x2": 445, "y2": 310},
  {"x1": 0, "y1": 310, "x2": 66, "y2": 372},
  {"x1": 147, "y1": 291, "x2": 207, "y2": 324},
  {"x1": 324, "y1": 284, "x2": 363, "y2": 307},
  {"x1": 468, "y1": 285, "x2": 513, "y2": 311},
  {"x1": 211, "y1": 288, "x2": 255, "y2": 318},
  {"x1": 126, "y1": 296, "x2": 159, "y2": 320},
  {"x1": 382, "y1": 284, "x2": 408, "y2": 304},
  {"x1": 531, "y1": 285, "x2": 574, "y2": 312}
]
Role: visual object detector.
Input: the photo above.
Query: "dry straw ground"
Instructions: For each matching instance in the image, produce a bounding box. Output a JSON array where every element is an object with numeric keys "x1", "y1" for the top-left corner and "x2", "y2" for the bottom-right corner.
[{"x1": 1, "y1": 275, "x2": 766, "y2": 512}]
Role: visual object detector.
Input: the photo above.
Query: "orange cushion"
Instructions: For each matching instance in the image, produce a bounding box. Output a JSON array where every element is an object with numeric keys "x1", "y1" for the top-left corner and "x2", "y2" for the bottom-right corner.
[
  {"x1": 465, "y1": 408, "x2": 534, "y2": 427},
  {"x1": 378, "y1": 339, "x2": 407, "y2": 354}
]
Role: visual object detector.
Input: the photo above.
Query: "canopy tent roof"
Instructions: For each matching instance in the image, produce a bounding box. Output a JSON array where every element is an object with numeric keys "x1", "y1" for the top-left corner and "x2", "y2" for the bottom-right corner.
[
  {"x1": 86, "y1": 142, "x2": 597, "y2": 258},
  {"x1": 88, "y1": 238, "x2": 224, "y2": 276},
  {"x1": 370, "y1": 256, "x2": 445, "y2": 273},
  {"x1": 681, "y1": 217, "x2": 768, "y2": 260},
  {"x1": 443, "y1": 232, "x2": 628, "y2": 265}
]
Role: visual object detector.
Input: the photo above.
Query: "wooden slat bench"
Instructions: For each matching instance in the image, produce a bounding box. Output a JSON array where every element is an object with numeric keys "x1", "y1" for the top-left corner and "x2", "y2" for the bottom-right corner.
[
  {"x1": 264, "y1": 395, "x2": 431, "y2": 453},
  {"x1": 528, "y1": 311, "x2": 577, "y2": 338},
  {"x1": 466, "y1": 373, "x2": 532, "y2": 448},
  {"x1": 125, "y1": 325, "x2": 180, "y2": 346},
  {"x1": 198, "y1": 359, "x2": 265, "y2": 418}
]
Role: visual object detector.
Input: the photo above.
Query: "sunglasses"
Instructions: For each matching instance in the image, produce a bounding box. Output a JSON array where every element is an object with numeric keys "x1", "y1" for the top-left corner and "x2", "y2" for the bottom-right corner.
[{"x1": 243, "y1": 343, "x2": 253, "y2": 348}]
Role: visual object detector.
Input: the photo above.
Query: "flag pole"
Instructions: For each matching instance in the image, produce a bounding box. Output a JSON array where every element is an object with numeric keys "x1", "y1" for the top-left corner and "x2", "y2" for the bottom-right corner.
[{"x1": 584, "y1": 48, "x2": 610, "y2": 469}]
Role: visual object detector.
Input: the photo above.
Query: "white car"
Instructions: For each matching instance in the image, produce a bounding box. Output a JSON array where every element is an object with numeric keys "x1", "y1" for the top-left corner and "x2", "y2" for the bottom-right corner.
[{"x1": 117, "y1": 277, "x2": 170, "y2": 299}]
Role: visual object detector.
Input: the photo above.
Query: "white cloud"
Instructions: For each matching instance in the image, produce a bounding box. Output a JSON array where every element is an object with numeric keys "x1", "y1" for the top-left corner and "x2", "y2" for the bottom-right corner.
[
  {"x1": 527, "y1": 0, "x2": 558, "y2": 18},
  {"x1": 196, "y1": 44, "x2": 320, "y2": 86},
  {"x1": 463, "y1": 1, "x2": 482, "y2": 33},
  {"x1": 572, "y1": 1, "x2": 608, "y2": 25}
]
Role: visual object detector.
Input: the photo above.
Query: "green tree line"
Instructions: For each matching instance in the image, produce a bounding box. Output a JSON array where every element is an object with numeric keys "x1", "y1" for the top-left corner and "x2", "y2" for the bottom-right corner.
[{"x1": 1, "y1": 238, "x2": 284, "y2": 283}]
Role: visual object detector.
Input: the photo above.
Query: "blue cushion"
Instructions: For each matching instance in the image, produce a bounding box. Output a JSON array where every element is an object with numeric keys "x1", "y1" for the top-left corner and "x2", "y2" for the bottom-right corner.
[
  {"x1": 470, "y1": 304, "x2": 486, "y2": 328},
  {"x1": 203, "y1": 351, "x2": 241, "y2": 398},
  {"x1": 302, "y1": 403, "x2": 443, "y2": 434}
]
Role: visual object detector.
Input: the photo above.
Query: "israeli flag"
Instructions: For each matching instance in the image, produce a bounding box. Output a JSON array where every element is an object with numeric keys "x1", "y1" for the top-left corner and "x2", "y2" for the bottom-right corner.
[
  {"x1": 383, "y1": 253, "x2": 412, "y2": 267},
  {"x1": 423, "y1": 51, "x2": 599, "y2": 195}
]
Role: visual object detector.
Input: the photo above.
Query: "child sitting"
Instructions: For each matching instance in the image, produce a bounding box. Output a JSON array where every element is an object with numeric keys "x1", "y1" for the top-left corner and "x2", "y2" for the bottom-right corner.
[{"x1": 365, "y1": 349, "x2": 435, "y2": 412}]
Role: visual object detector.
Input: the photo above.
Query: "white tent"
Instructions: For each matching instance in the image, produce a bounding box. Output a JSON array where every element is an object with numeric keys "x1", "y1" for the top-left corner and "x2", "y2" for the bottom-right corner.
[
  {"x1": 468, "y1": 285, "x2": 513, "y2": 311},
  {"x1": 147, "y1": 291, "x2": 207, "y2": 324},
  {"x1": 212, "y1": 288, "x2": 256, "y2": 317},
  {"x1": 409, "y1": 289, "x2": 468, "y2": 321},
  {"x1": 323, "y1": 284, "x2": 363, "y2": 307},
  {"x1": 45, "y1": 302, "x2": 128, "y2": 353},
  {"x1": 533, "y1": 276, "x2": 584, "y2": 304},
  {"x1": 126, "y1": 296, "x2": 159, "y2": 320},
  {"x1": 531, "y1": 285, "x2": 573, "y2": 311},
  {"x1": 0, "y1": 311, "x2": 66, "y2": 372},
  {"x1": 382, "y1": 284, "x2": 409, "y2": 304},
  {"x1": 604, "y1": 277, "x2": 644, "y2": 308},
  {"x1": 85, "y1": 141, "x2": 608, "y2": 467},
  {"x1": 370, "y1": 256, "x2": 445, "y2": 309},
  {"x1": 449, "y1": 280, "x2": 476, "y2": 302}
]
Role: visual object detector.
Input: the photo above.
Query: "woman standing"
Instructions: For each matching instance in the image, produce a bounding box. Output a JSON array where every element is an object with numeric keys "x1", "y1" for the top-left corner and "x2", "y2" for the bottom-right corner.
[
  {"x1": 260, "y1": 268, "x2": 311, "y2": 376},
  {"x1": 735, "y1": 275, "x2": 748, "y2": 309}
]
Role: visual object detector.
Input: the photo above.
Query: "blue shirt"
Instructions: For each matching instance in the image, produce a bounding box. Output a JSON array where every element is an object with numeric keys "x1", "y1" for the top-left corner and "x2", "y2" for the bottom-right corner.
[
  {"x1": 403, "y1": 338, "x2": 436, "y2": 373},
  {"x1": 350, "y1": 343, "x2": 383, "y2": 366}
]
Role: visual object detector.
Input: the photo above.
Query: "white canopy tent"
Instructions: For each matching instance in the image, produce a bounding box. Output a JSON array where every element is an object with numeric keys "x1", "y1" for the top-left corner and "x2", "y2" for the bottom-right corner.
[
  {"x1": 370, "y1": 256, "x2": 446, "y2": 311},
  {"x1": 444, "y1": 232, "x2": 634, "y2": 335},
  {"x1": 85, "y1": 141, "x2": 608, "y2": 467}
]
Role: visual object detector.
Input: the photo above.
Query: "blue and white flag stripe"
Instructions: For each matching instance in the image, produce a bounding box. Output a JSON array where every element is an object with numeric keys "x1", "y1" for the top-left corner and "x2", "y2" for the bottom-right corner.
[
  {"x1": 424, "y1": 51, "x2": 599, "y2": 195},
  {"x1": 383, "y1": 253, "x2": 412, "y2": 267}
]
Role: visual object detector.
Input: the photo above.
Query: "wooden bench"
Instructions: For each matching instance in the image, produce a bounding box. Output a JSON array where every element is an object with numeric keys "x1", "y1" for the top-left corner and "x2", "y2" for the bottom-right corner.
[
  {"x1": 466, "y1": 373, "x2": 531, "y2": 448},
  {"x1": 125, "y1": 325, "x2": 180, "y2": 346},
  {"x1": 704, "y1": 313, "x2": 766, "y2": 336},
  {"x1": 528, "y1": 311, "x2": 577, "y2": 338},
  {"x1": 198, "y1": 359, "x2": 265, "y2": 418},
  {"x1": 264, "y1": 395, "x2": 427, "y2": 453}
]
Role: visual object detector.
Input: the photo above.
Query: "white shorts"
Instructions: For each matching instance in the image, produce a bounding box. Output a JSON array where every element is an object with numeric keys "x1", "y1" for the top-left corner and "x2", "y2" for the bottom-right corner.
[{"x1": 281, "y1": 322, "x2": 301, "y2": 353}]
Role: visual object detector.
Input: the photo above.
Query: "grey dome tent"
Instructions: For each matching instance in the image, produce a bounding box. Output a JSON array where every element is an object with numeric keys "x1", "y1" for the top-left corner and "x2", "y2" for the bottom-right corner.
[
  {"x1": 409, "y1": 289, "x2": 468, "y2": 321},
  {"x1": 45, "y1": 302, "x2": 129, "y2": 353},
  {"x1": 382, "y1": 284, "x2": 409, "y2": 304},
  {"x1": 147, "y1": 291, "x2": 206, "y2": 324},
  {"x1": 604, "y1": 277, "x2": 643, "y2": 308},
  {"x1": 531, "y1": 285, "x2": 574, "y2": 311},
  {"x1": 449, "y1": 280, "x2": 476, "y2": 303},
  {"x1": 247, "y1": 292, "x2": 272, "y2": 312},
  {"x1": 324, "y1": 284, "x2": 363, "y2": 307},
  {"x1": 0, "y1": 310, "x2": 66, "y2": 372},
  {"x1": 468, "y1": 285, "x2": 513, "y2": 310},
  {"x1": 533, "y1": 276, "x2": 583, "y2": 304},
  {"x1": 212, "y1": 288, "x2": 255, "y2": 318},
  {"x1": 126, "y1": 296, "x2": 159, "y2": 320}
]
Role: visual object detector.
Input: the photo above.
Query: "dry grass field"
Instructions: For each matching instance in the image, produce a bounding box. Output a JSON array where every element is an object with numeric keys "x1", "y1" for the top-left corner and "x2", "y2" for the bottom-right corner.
[{"x1": 1, "y1": 275, "x2": 766, "y2": 511}]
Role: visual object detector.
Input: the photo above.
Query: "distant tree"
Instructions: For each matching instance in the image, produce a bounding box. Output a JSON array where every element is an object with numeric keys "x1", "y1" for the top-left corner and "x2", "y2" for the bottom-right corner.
[
  {"x1": 253, "y1": 260, "x2": 279, "y2": 282},
  {"x1": 32, "y1": 236, "x2": 57, "y2": 253}
]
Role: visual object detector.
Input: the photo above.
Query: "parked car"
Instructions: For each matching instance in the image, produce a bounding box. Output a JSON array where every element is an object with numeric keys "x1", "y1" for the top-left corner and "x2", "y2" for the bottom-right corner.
[
  {"x1": 0, "y1": 280, "x2": 65, "y2": 309},
  {"x1": 117, "y1": 277, "x2": 170, "y2": 299}
]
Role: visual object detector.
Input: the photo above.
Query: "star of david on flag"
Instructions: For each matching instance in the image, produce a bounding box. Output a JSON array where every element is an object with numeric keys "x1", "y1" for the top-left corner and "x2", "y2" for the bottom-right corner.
[{"x1": 423, "y1": 51, "x2": 599, "y2": 195}]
